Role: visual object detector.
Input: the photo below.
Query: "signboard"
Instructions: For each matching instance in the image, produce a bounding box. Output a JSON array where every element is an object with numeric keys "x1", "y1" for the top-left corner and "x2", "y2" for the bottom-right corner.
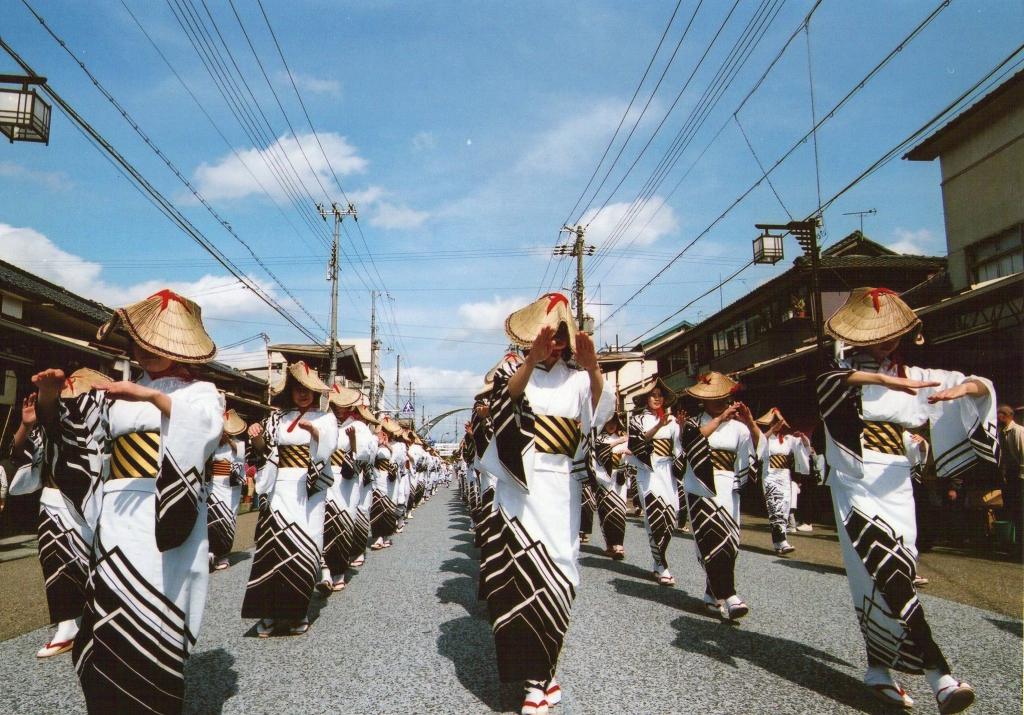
[{"x1": 401, "y1": 401, "x2": 415, "y2": 414}]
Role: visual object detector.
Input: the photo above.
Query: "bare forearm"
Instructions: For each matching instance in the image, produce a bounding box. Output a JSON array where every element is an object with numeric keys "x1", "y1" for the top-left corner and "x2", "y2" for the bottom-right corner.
[
  {"x1": 12, "y1": 424, "x2": 30, "y2": 452},
  {"x1": 507, "y1": 361, "x2": 534, "y2": 400},
  {"x1": 150, "y1": 391, "x2": 172, "y2": 418},
  {"x1": 588, "y1": 368, "x2": 604, "y2": 411}
]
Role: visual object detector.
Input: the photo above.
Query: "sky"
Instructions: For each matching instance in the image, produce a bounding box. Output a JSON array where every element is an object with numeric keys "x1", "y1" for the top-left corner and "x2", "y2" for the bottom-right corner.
[{"x1": 1, "y1": 0, "x2": 1021, "y2": 440}]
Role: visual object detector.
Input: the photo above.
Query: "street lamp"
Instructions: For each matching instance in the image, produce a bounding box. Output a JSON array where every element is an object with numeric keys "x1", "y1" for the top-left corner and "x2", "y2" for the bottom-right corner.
[
  {"x1": 754, "y1": 219, "x2": 825, "y2": 371},
  {"x1": 752, "y1": 229, "x2": 784, "y2": 265},
  {"x1": 0, "y1": 74, "x2": 51, "y2": 144}
]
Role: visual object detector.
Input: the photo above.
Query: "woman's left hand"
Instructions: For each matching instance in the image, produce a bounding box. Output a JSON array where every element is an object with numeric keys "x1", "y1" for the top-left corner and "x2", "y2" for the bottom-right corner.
[
  {"x1": 575, "y1": 332, "x2": 598, "y2": 371},
  {"x1": 927, "y1": 381, "x2": 983, "y2": 404},
  {"x1": 297, "y1": 420, "x2": 319, "y2": 439}
]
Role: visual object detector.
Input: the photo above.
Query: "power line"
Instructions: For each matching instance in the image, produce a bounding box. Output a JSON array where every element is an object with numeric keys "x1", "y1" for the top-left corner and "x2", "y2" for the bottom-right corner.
[{"x1": 0, "y1": 39, "x2": 324, "y2": 343}]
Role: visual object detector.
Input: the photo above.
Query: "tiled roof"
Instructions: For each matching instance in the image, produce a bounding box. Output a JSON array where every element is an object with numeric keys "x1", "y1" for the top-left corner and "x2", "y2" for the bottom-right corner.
[{"x1": 0, "y1": 259, "x2": 113, "y2": 323}]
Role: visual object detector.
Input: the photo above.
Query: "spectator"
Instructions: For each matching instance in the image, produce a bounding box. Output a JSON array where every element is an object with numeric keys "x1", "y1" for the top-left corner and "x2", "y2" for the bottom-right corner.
[{"x1": 997, "y1": 404, "x2": 1023, "y2": 547}]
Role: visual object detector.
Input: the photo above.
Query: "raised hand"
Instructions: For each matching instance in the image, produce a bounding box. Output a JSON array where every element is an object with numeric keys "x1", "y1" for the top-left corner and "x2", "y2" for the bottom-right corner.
[
  {"x1": 883, "y1": 376, "x2": 942, "y2": 395},
  {"x1": 297, "y1": 420, "x2": 319, "y2": 439},
  {"x1": 21, "y1": 394, "x2": 38, "y2": 428},
  {"x1": 248, "y1": 422, "x2": 264, "y2": 439},
  {"x1": 95, "y1": 381, "x2": 157, "y2": 403},
  {"x1": 526, "y1": 325, "x2": 556, "y2": 366},
  {"x1": 575, "y1": 331, "x2": 598, "y2": 371},
  {"x1": 927, "y1": 382, "x2": 983, "y2": 404}
]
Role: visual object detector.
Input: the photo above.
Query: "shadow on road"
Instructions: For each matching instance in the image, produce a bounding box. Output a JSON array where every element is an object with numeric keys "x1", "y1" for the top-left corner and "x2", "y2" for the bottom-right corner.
[
  {"x1": 608, "y1": 576, "x2": 712, "y2": 619},
  {"x1": 580, "y1": 554, "x2": 662, "y2": 582},
  {"x1": 768, "y1": 556, "x2": 846, "y2": 577},
  {"x1": 985, "y1": 617, "x2": 1023, "y2": 637},
  {"x1": 184, "y1": 647, "x2": 238, "y2": 714},
  {"x1": 669, "y1": 613, "x2": 886, "y2": 714}
]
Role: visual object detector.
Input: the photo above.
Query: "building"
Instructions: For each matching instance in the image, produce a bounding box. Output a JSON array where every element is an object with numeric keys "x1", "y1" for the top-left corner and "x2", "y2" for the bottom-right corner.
[
  {"x1": 241, "y1": 341, "x2": 366, "y2": 396},
  {"x1": 904, "y1": 69, "x2": 1024, "y2": 404},
  {"x1": 643, "y1": 232, "x2": 945, "y2": 429},
  {"x1": 339, "y1": 336, "x2": 385, "y2": 407}
]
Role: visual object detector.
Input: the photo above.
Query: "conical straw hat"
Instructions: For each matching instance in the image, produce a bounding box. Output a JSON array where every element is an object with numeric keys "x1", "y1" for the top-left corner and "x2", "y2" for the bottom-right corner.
[
  {"x1": 60, "y1": 368, "x2": 109, "y2": 398},
  {"x1": 98, "y1": 289, "x2": 216, "y2": 364},
  {"x1": 631, "y1": 376, "x2": 677, "y2": 408},
  {"x1": 505, "y1": 293, "x2": 578, "y2": 353},
  {"x1": 380, "y1": 417, "x2": 405, "y2": 437},
  {"x1": 328, "y1": 383, "x2": 362, "y2": 409},
  {"x1": 286, "y1": 361, "x2": 330, "y2": 393},
  {"x1": 269, "y1": 371, "x2": 288, "y2": 397},
  {"x1": 825, "y1": 287, "x2": 921, "y2": 347},
  {"x1": 755, "y1": 407, "x2": 789, "y2": 429},
  {"x1": 223, "y1": 409, "x2": 247, "y2": 436},
  {"x1": 485, "y1": 353, "x2": 521, "y2": 384},
  {"x1": 685, "y1": 372, "x2": 740, "y2": 401},
  {"x1": 355, "y1": 404, "x2": 380, "y2": 425}
]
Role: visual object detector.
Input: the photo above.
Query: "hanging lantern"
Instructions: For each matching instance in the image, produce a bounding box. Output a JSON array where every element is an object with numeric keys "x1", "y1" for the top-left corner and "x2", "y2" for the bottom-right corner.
[
  {"x1": 752, "y1": 229, "x2": 784, "y2": 265},
  {"x1": 0, "y1": 75, "x2": 51, "y2": 144}
]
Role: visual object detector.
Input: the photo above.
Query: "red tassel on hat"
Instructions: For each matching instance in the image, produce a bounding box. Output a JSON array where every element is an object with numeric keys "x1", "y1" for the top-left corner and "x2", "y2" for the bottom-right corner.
[
  {"x1": 148, "y1": 289, "x2": 191, "y2": 313},
  {"x1": 544, "y1": 293, "x2": 569, "y2": 314},
  {"x1": 866, "y1": 287, "x2": 898, "y2": 313}
]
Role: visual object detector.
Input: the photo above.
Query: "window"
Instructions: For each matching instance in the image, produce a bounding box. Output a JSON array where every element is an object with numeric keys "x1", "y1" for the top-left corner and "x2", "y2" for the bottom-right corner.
[{"x1": 969, "y1": 224, "x2": 1023, "y2": 284}]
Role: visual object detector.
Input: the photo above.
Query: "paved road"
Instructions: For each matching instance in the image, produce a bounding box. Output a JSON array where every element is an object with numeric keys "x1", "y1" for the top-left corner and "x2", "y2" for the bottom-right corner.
[{"x1": 0, "y1": 487, "x2": 1020, "y2": 714}]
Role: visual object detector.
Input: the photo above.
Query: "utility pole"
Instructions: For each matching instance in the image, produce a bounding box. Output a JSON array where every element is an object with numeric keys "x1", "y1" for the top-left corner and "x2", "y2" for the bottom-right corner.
[
  {"x1": 395, "y1": 354, "x2": 401, "y2": 419},
  {"x1": 554, "y1": 224, "x2": 596, "y2": 331},
  {"x1": 261, "y1": 332, "x2": 272, "y2": 404},
  {"x1": 316, "y1": 201, "x2": 357, "y2": 395},
  {"x1": 369, "y1": 290, "x2": 381, "y2": 411}
]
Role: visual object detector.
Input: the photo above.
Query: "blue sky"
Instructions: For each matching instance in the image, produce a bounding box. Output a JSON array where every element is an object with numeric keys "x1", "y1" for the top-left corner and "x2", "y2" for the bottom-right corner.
[{"x1": 2, "y1": 0, "x2": 1021, "y2": 431}]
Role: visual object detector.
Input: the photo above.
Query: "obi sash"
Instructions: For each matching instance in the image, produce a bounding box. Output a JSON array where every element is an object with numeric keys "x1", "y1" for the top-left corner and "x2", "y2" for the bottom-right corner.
[
  {"x1": 533, "y1": 415, "x2": 581, "y2": 457},
  {"x1": 110, "y1": 431, "x2": 160, "y2": 479}
]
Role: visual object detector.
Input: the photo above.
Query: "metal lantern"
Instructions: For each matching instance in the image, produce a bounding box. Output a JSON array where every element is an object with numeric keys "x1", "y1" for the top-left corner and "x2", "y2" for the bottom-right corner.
[
  {"x1": 752, "y1": 230, "x2": 784, "y2": 265},
  {"x1": 0, "y1": 75, "x2": 51, "y2": 144}
]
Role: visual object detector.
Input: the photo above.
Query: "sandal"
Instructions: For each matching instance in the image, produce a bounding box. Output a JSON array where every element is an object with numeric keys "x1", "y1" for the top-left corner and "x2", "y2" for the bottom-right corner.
[
  {"x1": 287, "y1": 620, "x2": 310, "y2": 636},
  {"x1": 331, "y1": 579, "x2": 346, "y2": 592},
  {"x1": 521, "y1": 681, "x2": 549, "y2": 715},
  {"x1": 867, "y1": 683, "x2": 914, "y2": 709},
  {"x1": 657, "y1": 574, "x2": 676, "y2": 587},
  {"x1": 256, "y1": 619, "x2": 275, "y2": 638},
  {"x1": 351, "y1": 555, "x2": 365, "y2": 567},
  {"x1": 935, "y1": 680, "x2": 974, "y2": 714},
  {"x1": 545, "y1": 678, "x2": 562, "y2": 706},
  {"x1": 36, "y1": 639, "x2": 74, "y2": 658}
]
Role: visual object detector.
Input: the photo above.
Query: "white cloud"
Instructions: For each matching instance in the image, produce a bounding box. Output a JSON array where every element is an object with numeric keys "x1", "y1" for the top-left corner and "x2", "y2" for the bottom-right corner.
[
  {"x1": 456, "y1": 295, "x2": 529, "y2": 331},
  {"x1": 402, "y1": 364, "x2": 486, "y2": 414},
  {"x1": 277, "y1": 70, "x2": 341, "y2": 98},
  {"x1": 0, "y1": 223, "x2": 277, "y2": 321},
  {"x1": 887, "y1": 227, "x2": 943, "y2": 255},
  {"x1": 193, "y1": 132, "x2": 367, "y2": 201},
  {"x1": 412, "y1": 131, "x2": 436, "y2": 151},
  {"x1": 579, "y1": 197, "x2": 679, "y2": 247},
  {"x1": 369, "y1": 201, "x2": 430, "y2": 230},
  {"x1": 0, "y1": 161, "x2": 73, "y2": 191}
]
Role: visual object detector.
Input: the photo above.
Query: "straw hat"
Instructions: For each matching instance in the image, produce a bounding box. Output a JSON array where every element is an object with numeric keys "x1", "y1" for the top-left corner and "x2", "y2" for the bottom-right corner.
[
  {"x1": 380, "y1": 417, "x2": 405, "y2": 437},
  {"x1": 269, "y1": 371, "x2": 288, "y2": 397},
  {"x1": 505, "y1": 293, "x2": 578, "y2": 353},
  {"x1": 97, "y1": 289, "x2": 216, "y2": 364},
  {"x1": 825, "y1": 287, "x2": 922, "y2": 347},
  {"x1": 485, "y1": 352, "x2": 521, "y2": 384},
  {"x1": 685, "y1": 372, "x2": 740, "y2": 401},
  {"x1": 355, "y1": 404, "x2": 380, "y2": 426},
  {"x1": 60, "y1": 368, "x2": 109, "y2": 399},
  {"x1": 328, "y1": 383, "x2": 362, "y2": 409},
  {"x1": 285, "y1": 361, "x2": 330, "y2": 393},
  {"x1": 473, "y1": 382, "x2": 493, "y2": 403},
  {"x1": 632, "y1": 376, "x2": 677, "y2": 408},
  {"x1": 755, "y1": 407, "x2": 788, "y2": 430},
  {"x1": 223, "y1": 409, "x2": 247, "y2": 436}
]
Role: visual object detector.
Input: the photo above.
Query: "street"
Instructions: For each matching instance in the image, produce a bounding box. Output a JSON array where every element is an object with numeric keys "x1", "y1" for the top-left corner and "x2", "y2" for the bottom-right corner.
[{"x1": 0, "y1": 486, "x2": 1020, "y2": 714}]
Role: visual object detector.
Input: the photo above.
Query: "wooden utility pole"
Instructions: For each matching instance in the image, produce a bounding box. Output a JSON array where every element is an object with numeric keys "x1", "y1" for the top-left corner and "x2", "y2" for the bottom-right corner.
[
  {"x1": 369, "y1": 290, "x2": 381, "y2": 410},
  {"x1": 554, "y1": 224, "x2": 596, "y2": 331},
  {"x1": 316, "y1": 201, "x2": 357, "y2": 394}
]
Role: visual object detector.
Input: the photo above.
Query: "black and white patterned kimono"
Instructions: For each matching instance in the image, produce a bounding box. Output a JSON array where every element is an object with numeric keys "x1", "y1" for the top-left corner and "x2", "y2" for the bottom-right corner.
[
  {"x1": 370, "y1": 444, "x2": 399, "y2": 539},
  {"x1": 48, "y1": 376, "x2": 223, "y2": 714},
  {"x1": 325, "y1": 416, "x2": 375, "y2": 578},
  {"x1": 762, "y1": 434, "x2": 811, "y2": 545},
  {"x1": 679, "y1": 413, "x2": 763, "y2": 601},
  {"x1": 350, "y1": 430, "x2": 377, "y2": 562},
  {"x1": 241, "y1": 408, "x2": 337, "y2": 621},
  {"x1": 470, "y1": 411, "x2": 497, "y2": 544},
  {"x1": 8, "y1": 425, "x2": 98, "y2": 628},
  {"x1": 207, "y1": 440, "x2": 245, "y2": 562},
  {"x1": 628, "y1": 411, "x2": 681, "y2": 574},
  {"x1": 479, "y1": 357, "x2": 613, "y2": 683},
  {"x1": 593, "y1": 432, "x2": 629, "y2": 549},
  {"x1": 817, "y1": 353, "x2": 997, "y2": 674}
]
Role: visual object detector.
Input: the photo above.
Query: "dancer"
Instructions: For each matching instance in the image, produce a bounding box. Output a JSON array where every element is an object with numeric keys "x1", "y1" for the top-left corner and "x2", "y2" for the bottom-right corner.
[
  {"x1": 679, "y1": 372, "x2": 763, "y2": 620},
  {"x1": 754, "y1": 408, "x2": 810, "y2": 555},
  {"x1": 479, "y1": 293, "x2": 613, "y2": 715},
  {"x1": 241, "y1": 361, "x2": 337, "y2": 637},
  {"x1": 33, "y1": 290, "x2": 224, "y2": 713},
  {"x1": 207, "y1": 408, "x2": 247, "y2": 571},
  {"x1": 593, "y1": 412, "x2": 629, "y2": 559},
  {"x1": 9, "y1": 369, "x2": 106, "y2": 658},
  {"x1": 324, "y1": 384, "x2": 368, "y2": 591},
  {"x1": 817, "y1": 287, "x2": 995, "y2": 713},
  {"x1": 627, "y1": 377, "x2": 681, "y2": 586},
  {"x1": 349, "y1": 404, "x2": 380, "y2": 568},
  {"x1": 369, "y1": 419, "x2": 400, "y2": 549}
]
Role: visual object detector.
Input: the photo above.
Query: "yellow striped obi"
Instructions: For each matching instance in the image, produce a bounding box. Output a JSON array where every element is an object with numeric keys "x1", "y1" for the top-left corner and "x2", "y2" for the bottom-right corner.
[
  {"x1": 769, "y1": 454, "x2": 792, "y2": 470},
  {"x1": 862, "y1": 421, "x2": 904, "y2": 455},
  {"x1": 111, "y1": 431, "x2": 161, "y2": 479},
  {"x1": 330, "y1": 450, "x2": 349, "y2": 467},
  {"x1": 211, "y1": 460, "x2": 233, "y2": 477},
  {"x1": 277, "y1": 444, "x2": 312, "y2": 469},
  {"x1": 652, "y1": 438, "x2": 674, "y2": 457},
  {"x1": 533, "y1": 415, "x2": 582, "y2": 457},
  {"x1": 612, "y1": 453, "x2": 623, "y2": 467},
  {"x1": 710, "y1": 449, "x2": 734, "y2": 472}
]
